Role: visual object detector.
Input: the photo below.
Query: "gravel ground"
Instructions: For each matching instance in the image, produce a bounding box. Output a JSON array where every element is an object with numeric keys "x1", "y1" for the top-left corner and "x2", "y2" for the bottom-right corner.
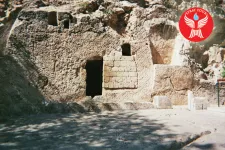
[{"x1": 0, "y1": 108, "x2": 225, "y2": 150}]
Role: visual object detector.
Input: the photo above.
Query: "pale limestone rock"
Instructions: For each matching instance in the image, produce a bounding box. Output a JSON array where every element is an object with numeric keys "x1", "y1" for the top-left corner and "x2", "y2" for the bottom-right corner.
[
  {"x1": 188, "y1": 90, "x2": 194, "y2": 110},
  {"x1": 212, "y1": 64, "x2": 223, "y2": 84},
  {"x1": 103, "y1": 54, "x2": 138, "y2": 90},
  {"x1": 188, "y1": 90, "x2": 208, "y2": 111},
  {"x1": 153, "y1": 96, "x2": 172, "y2": 109},
  {"x1": 123, "y1": 102, "x2": 154, "y2": 110},
  {"x1": 190, "y1": 97, "x2": 208, "y2": 111},
  {"x1": 152, "y1": 65, "x2": 193, "y2": 105},
  {"x1": 113, "y1": 7, "x2": 124, "y2": 14},
  {"x1": 170, "y1": 68, "x2": 193, "y2": 91},
  {"x1": 149, "y1": 18, "x2": 178, "y2": 64},
  {"x1": 171, "y1": 34, "x2": 191, "y2": 66},
  {"x1": 193, "y1": 103, "x2": 208, "y2": 110},
  {"x1": 193, "y1": 79, "x2": 217, "y2": 105},
  {"x1": 2, "y1": 0, "x2": 225, "y2": 108},
  {"x1": 101, "y1": 103, "x2": 123, "y2": 111},
  {"x1": 203, "y1": 46, "x2": 224, "y2": 84},
  {"x1": 116, "y1": 1, "x2": 137, "y2": 11},
  {"x1": 208, "y1": 46, "x2": 223, "y2": 65}
]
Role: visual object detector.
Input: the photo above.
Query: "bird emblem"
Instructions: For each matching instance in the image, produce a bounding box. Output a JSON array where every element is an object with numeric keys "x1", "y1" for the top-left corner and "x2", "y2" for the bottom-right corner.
[{"x1": 184, "y1": 13, "x2": 208, "y2": 38}]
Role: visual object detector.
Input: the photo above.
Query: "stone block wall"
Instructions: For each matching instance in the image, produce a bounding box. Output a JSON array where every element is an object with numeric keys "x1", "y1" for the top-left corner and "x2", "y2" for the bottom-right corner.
[
  {"x1": 151, "y1": 64, "x2": 193, "y2": 105},
  {"x1": 103, "y1": 55, "x2": 138, "y2": 89}
]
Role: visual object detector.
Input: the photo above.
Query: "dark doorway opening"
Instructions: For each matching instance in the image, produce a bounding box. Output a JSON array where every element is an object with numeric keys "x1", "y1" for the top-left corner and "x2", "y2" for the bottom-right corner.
[
  {"x1": 48, "y1": 11, "x2": 58, "y2": 26},
  {"x1": 85, "y1": 59, "x2": 103, "y2": 97},
  {"x1": 122, "y1": 43, "x2": 131, "y2": 56},
  {"x1": 64, "y1": 20, "x2": 69, "y2": 29}
]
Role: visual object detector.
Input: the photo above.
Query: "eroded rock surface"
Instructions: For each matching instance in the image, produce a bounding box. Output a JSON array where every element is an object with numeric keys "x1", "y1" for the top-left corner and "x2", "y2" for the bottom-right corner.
[
  {"x1": 152, "y1": 65, "x2": 193, "y2": 104},
  {"x1": 0, "y1": 0, "x2": 225, "y2": 117}
]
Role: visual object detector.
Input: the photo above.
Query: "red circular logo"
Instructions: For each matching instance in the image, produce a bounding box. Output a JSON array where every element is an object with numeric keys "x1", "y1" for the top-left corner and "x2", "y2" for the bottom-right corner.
[{"x1": 179, "y1": 7, "x2": 214, "y2": 42}]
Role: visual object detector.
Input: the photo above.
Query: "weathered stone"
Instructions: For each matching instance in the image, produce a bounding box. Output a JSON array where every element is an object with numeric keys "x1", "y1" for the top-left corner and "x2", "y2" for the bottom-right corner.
[
  {"x1": 192, "y1": 97, "x2": 208, "y2": 110},
  {"x1": 193, "y1": 80, "x2": 218, "y2": 105},
  {"x1": 193, "y1": 103, "x2": 208, "y2": 110},
  {"x1": 101, "y1": 103, "x2": 123, "y2": 111},
  {"x1": 113, "y1": 7, "x2": 124, "y2": 14},
  {"x1": 129, "y1": 72, "x2": 137, "y2": 77},
  {"x1": 149, "y1": 18, "x2": 178, "y2": 64},
  {"x1": 170, "y1": 69, "x2": 193, "y2": 91},
  {"x1": 111, "y1": 67, "x2": 119, "y2": 71},
  {"x1": 188, "y1": 90, "x2": 194, "y2": 110},
  {"x1": 117, "y1": 1, "x2": 137, "y2": 11},
  {"x1": 153, "y1": 96, "x2": 172, "y2": 109},
  {"x1": 0, "y1": 3, "x2": 5, "y2": 9},
  {"x1": 123, "y1": 102, "x2": 154, "y2": 110},
  {"x1": 103, "y1": 56, "x2": 114, "y2": 61},
  {"x1": 102, "y1": 54, "x2": 138, "y2": 90},
  {"x1": 0, "y1": 8, "x2": 5, "y2": 17},
  {"x1": 104, "y1": 66, "x2": 112, "y2": 71},
  {"x1": 114, "y1": 56, "x2": 122, "y2": 60},
  {"x1": 152, "y1": 65, "x2": 193, "y2": 105},
  {"x1": 188, "y1": 91, "x2": 208, "y2": 111},
  {"x1": 114, "y1": 61, "x2": 121, "y2": 67},
  {"x1": 104, "y1": 61, "x2": 114, "y2": 67},
  {"x1": 120, "y1": 56, "x2": 134, "y2": 61},
  {"x1": 1, "y1": 0, "x2": 224, "y2": 110}
]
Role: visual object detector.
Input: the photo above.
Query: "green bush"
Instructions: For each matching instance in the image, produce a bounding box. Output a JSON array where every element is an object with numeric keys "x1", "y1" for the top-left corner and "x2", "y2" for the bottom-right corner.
[
  {"x1": 79, "y1": 2, "x2": 89, "y2": 9},
  {"x1": 222, "y1": 61, "x2": 225, "y2": 78},
  {"x1": 103, "y1": 9, "x2": 113, "y2": 15},
  {"x1": 222, "y1": 67, "x2": 225, "y2": 78}
]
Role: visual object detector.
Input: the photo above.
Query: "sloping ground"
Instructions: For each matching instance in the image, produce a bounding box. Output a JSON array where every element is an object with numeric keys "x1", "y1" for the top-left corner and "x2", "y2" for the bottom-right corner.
[{"x1": 1, "y1": 109, "x2": 225, "y2": 150}]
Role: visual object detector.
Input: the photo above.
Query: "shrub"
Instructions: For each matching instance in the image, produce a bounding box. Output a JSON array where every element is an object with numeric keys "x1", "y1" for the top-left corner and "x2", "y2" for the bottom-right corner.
[
  {"x1": 103, "y1": 9, "x2": 113, "y2": 15},
  {"x1": 79, "y1": 1, "x2": 89, "y2": 9},
  {"x1": 221, "y1": 61, "x2": 225, "y2": 78}
]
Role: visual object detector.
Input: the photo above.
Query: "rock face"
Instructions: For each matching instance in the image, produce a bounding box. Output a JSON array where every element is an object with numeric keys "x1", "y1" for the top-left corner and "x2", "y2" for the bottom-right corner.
[
  {"x1": 0, "y1": 0, "x2": 7, "y2": 17},
  {"x1": 4, "y1": 0, "x2": 155, "y2": 103},
  {"x1": 149, "y1": 18, "x2": 178, "y2": 64},
  {"x1": 0, "y1": 0, "x2": 225, "y2": 117},
  {"x1": 153, "y1": 96, "x2": 172, "y2": 109},
  {"x1": 151, "y1": 65, "x2": 193, "y2": 104}
]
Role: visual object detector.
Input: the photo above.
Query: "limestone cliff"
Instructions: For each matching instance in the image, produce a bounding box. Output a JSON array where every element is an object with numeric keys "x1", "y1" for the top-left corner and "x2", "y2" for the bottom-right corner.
[{"x1": 1, "y1": 0, "x2": 225, "y2": 117}]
